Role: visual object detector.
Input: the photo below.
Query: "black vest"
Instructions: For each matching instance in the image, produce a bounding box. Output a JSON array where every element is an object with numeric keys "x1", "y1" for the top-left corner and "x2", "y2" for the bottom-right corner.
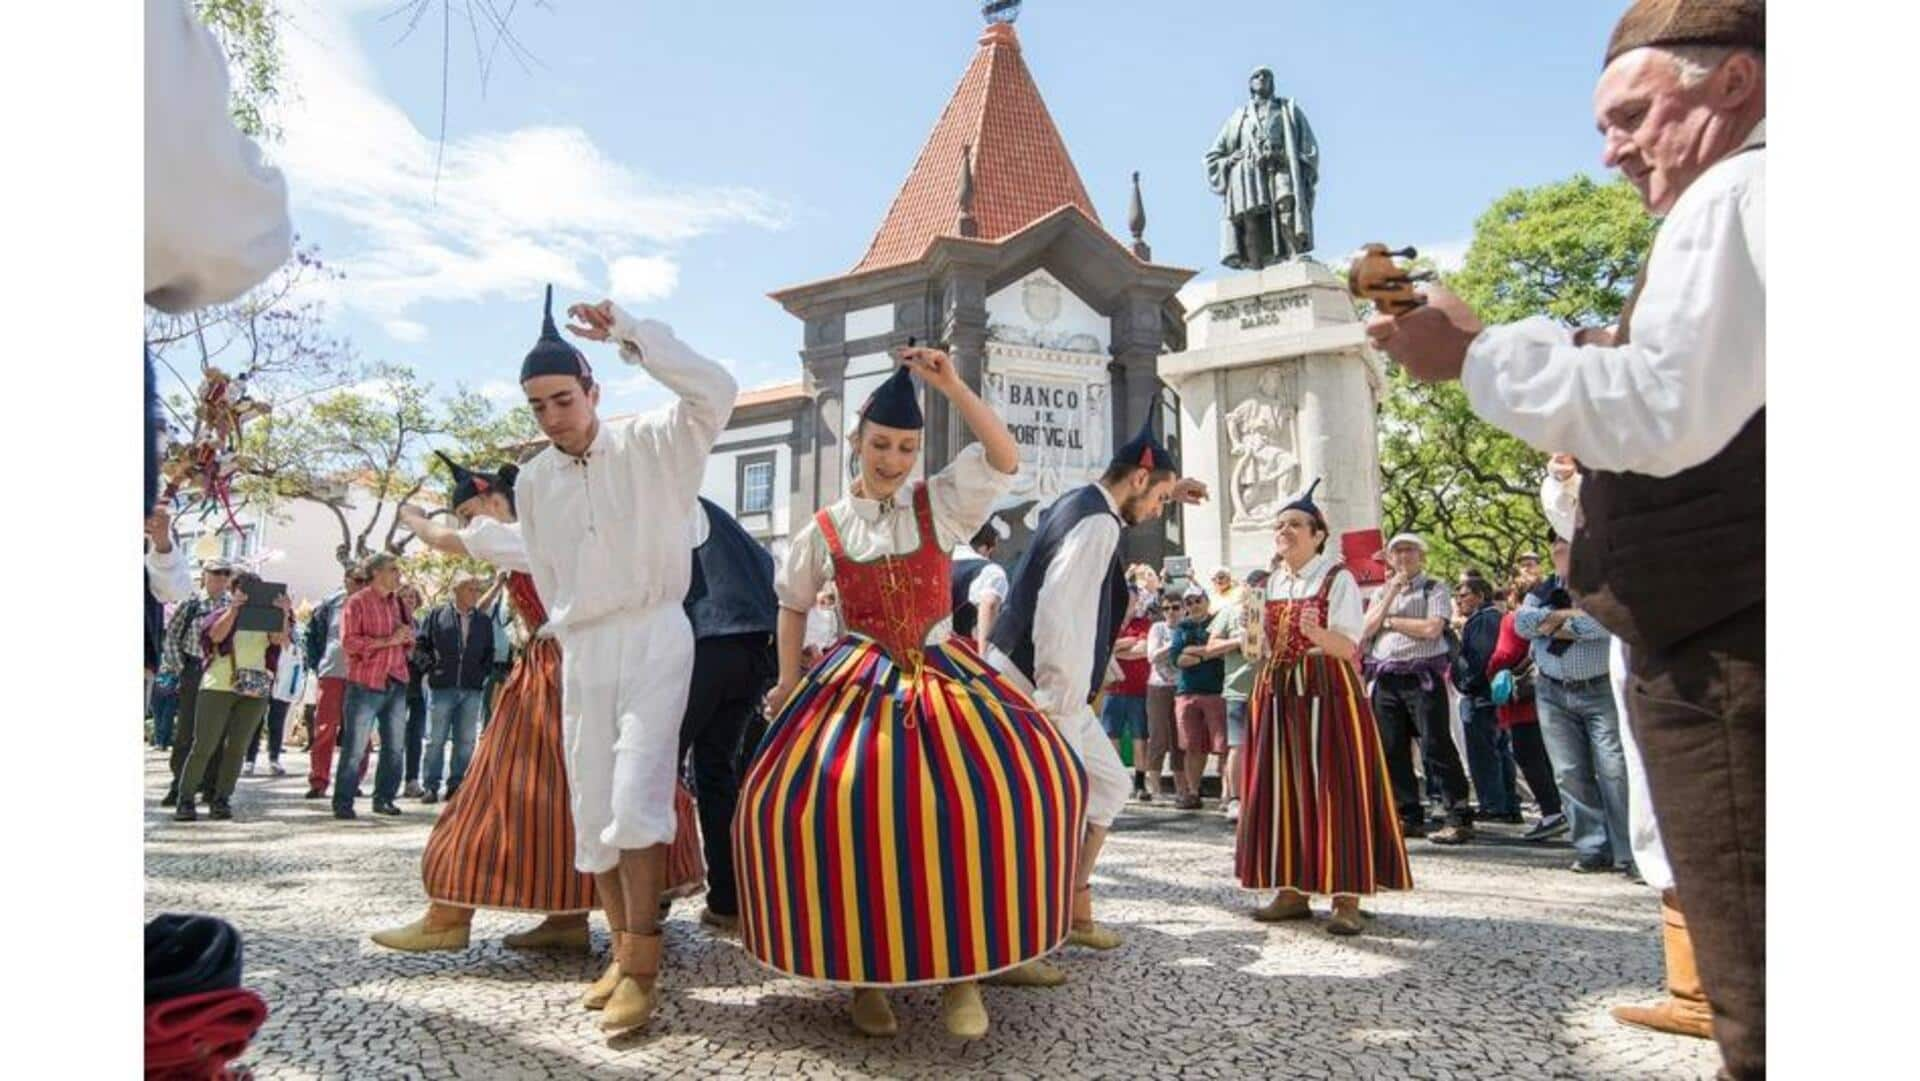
[
  {"x1": 950, "y1": 557, "x2": 990, "y2": 637},
  {"x1": 685, "y1": 497, "x2": 779, "y2": 641},
  {"x1": 987, "y1": 484, "x2": 1129, "y2": 703},
  {"x1": 1571, "y1": 157, "x2": 1764, "y2": 654}
]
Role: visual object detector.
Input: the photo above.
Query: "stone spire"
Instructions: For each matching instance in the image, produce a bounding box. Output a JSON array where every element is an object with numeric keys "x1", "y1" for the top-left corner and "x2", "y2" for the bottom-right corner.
[{"x1": 1128, "y1": 171, "x2": 1150, "y2": 261}]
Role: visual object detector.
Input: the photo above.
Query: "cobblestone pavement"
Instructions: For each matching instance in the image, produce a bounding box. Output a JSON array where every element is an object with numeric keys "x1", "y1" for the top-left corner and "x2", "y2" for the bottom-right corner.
[{"x1": 145, "y1": 749, "x2": 1720, "y2": 1080}]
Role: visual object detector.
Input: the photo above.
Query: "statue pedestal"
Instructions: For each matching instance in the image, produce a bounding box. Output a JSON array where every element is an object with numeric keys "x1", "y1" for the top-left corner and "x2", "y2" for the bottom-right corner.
[{"x1": 1161, "y1": 259, "x2": 1385, "y2": 577}]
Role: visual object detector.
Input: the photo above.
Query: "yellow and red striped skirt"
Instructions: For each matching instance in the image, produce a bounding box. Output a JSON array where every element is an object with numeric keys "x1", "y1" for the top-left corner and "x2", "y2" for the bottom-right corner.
[
  {"x1": 734, "y1": 634, "x2": 1087, "y2": 987},
  {"x1": 422, "y1": 638, "x2": 704, "y2": 913},
  {"x1": 1234, "y1": 652, "x2": 1411, "y2": 896}
]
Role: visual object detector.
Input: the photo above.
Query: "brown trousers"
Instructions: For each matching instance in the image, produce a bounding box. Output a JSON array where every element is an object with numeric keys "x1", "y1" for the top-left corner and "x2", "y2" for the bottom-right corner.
[{"x1": 1627, "y1": 602, "x2": 1764, "y2": 1080}]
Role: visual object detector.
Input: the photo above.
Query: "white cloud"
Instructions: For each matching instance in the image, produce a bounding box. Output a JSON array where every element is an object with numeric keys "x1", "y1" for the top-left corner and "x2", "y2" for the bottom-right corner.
[
  {"x1": 1419, "y1": 240, "x2": 1471, "y2": 273},
  {"x1": 273, "y1": 3, "x2": 784, "y2": 322},
  {"x1": 478, "y1": 380, "x2": 522, "y2": 406},
  {"x1": 608, "y1": 255, "x2": 680, "y2": 305},
  {"x1": 383, "y1": 318, "x2": 428, "y2": 342}
]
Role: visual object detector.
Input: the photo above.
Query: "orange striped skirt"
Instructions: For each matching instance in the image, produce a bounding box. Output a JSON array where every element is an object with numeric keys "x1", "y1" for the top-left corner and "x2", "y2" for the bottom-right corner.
[
  {"x1": 1234, "y1": 652, "x2": 1411, "y2": 896},
  {"x1": 422, "y1": 638, "x2": 704, "y2": 913},
  {"x1": 734, "y1": 634, "x2": 1087, "y2": 987}
]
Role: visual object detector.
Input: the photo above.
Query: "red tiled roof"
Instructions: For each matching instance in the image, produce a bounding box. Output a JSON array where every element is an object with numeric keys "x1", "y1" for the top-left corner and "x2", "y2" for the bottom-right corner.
[
  {"x1": 850, "y1": 22, "x2": 1099, "y2": 275},
  {"x1": 734, "y1": 381, "x2": 806, "y2": 409}
]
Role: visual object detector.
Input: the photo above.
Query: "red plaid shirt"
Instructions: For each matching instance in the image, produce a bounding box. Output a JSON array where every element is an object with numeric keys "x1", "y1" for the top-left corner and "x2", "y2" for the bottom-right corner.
[{"x1": 341, "y1": 587, "x2": 413, "y2": 691}]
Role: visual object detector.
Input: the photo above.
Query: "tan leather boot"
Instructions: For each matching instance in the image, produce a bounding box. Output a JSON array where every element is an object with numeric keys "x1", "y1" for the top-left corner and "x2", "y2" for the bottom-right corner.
[
  {"x1": 599, "y1": 931, "x2": 662, "y2": 1034},
  {"x1": 581, "y1": 960, "x2": 623, "y2": 1011},
  {"x1": 503, "y1": 914, "x2": 590, "y2": 952},
  {"x1": 370, "y1": 903, "x2": 473, "y2": 952},
  {"x1": 1068, "y1": 886, "x2": 1121, "y2": 950},
  {"x1": 1610, "y1": 894, "x2": 1714, "y2": 1040},
  {"x1": 1253, "y1": 889, "x2": 1312, "y2": 923},
  {"x1": 849, "y1": 988, "x2": 898, "y2": 1037},
  {"x1": 939, "y1": 981, "x2": 989, "y2": 1039},
  {"x1": 1326, "y1": 895, "x2": 1364, "y2": 936},
  {"x1": 984, "y1": 958, "x2": 1068, "y2": 987}
]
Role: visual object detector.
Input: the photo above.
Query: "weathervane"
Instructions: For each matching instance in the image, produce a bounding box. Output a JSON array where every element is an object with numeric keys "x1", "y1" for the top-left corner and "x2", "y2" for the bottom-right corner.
[{"x1": 983, "y1": 0, "x2": 1021, "y2": 25}]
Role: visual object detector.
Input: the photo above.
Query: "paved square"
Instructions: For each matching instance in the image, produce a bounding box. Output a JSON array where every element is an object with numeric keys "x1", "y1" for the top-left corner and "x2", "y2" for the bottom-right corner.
[{"x1": 145, "y1": 750, "x2": 1719, "y2": 1079}]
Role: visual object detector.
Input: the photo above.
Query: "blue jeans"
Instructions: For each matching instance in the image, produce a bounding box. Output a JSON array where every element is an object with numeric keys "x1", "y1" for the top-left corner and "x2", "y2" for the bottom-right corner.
[
  {"x1": 423, "y1": 686, "x2": 484, "y2": 794},
  {"x1": 1459, "y1": 697, "x2": 1518, "y2": 817},
  {"x1": 151, "y1": 686, "x2": 180, "y2": 749},
  {"x1": 336, "y1": 680, "x2": 407, "y2": 812},
  {"x1": 1536, "y1": 674, "x2": 1632, "y2": 864}
]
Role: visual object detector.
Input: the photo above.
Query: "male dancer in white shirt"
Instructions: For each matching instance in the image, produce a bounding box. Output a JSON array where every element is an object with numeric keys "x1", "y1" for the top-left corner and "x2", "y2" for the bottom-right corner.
[
  {"x1": 984, "y1": 411, "x2": 1204, "y2": 984},
  {"x1": 514, "y1": 286, "x2": 736, "y2": 1036}
]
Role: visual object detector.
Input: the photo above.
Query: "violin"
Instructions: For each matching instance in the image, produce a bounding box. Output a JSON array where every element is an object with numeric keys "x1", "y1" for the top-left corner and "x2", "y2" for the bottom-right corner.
[{"x1": 1347, "y1": 244, "x2": 1433, "y2": 316}]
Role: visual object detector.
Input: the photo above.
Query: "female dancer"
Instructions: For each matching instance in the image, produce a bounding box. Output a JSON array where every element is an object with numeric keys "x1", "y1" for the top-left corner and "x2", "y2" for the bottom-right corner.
[
  {"x1": 1235, "y1": 480, "x2": 1411, "y2": 935},
  {"x1": 370, "y1": 455, "x2": 702, "y2": 967},
  {"x1": 734, "y1": 347, "x2": 1087, "y2": 1039}
]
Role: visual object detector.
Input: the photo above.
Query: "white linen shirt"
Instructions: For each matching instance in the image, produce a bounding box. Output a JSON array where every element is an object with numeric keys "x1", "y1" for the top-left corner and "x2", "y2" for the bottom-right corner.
[
  {"x1": 145, "y1": 544, "x2": 194, "y2": 605},
  {"x1": 985, "y1": 484, "x2": 1125, "y2": 722},
  {"x1": 776, "y1": 443, "x2": 1016, "y2": 636},
  {"x1": 145, "y1": 0, "x2": 291, "y2": 313},
  {"x1": 458, "y1": 518, "x2": 532, "y2": 575},
  {"x1": 1540, "y1": 471, "x2": 1581, "y2": 543},
  {"x1": 1266, "y1": 552, "x2": 1365, "y2": 643},
  {"x1": 950, "y1": 545, "x2": 1011, "y2": 606},
  {"x1": 517, "y1": 307, "x2": 737, "y2": 638},
  {"x1": 1461, "y1": 121, "x2": 1765, "y2": 478}
]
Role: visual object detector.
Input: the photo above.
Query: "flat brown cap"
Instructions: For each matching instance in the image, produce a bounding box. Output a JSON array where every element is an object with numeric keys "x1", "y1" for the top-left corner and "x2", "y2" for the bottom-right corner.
[{"x1": 1605, "y1": 0, "x2": 1765, "y2": 67}]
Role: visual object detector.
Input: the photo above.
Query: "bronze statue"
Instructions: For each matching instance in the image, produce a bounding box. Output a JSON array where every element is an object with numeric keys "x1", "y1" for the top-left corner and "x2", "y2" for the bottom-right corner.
[{"x1": 1205, "y1": 68, "x2": 1319, "y2": 269}]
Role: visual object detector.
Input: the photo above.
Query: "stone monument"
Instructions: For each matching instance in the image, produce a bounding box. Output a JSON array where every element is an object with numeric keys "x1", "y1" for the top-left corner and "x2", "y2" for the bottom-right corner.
[
  {"x1": 1163, "y1": 74, "x2": 1382, "y2": 576},
  {"x1": 1164, "y1": 262, "x2": 1383, "y2": 575},
  {"x1": 1205, "y1": 67, "x2": 1319, "y2": 269}
]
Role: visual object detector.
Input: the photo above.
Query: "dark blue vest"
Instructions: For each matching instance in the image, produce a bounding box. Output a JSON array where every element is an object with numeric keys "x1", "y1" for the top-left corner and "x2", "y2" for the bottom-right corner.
[
  {"x1": 685, "y1": 497, "x2": 778, "y2": 641},
  {"x1": 949, "y1": 556, "x2": 989, "y2": 637},
  {"x1": 987, "y1": 484, "x2": 1129, "y2": 703}
]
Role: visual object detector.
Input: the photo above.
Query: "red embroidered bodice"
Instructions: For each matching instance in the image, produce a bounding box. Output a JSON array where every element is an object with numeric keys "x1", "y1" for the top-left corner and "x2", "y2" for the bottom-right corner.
[
  {"x1": 505, "y1": 571, "x2": 548, "y2": 632},
  {"x1": 1262, "y1": 562, "x2": 1342, "y2": 670},
  {"x1": 817, "y1": 484, "x2": 951, "y2": 665}
]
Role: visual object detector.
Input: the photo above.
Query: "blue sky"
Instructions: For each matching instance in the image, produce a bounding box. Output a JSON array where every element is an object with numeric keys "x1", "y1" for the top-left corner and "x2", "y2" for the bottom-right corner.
[{"x1": 269, "y1": 0, "x2": 1623, "y2": 419}]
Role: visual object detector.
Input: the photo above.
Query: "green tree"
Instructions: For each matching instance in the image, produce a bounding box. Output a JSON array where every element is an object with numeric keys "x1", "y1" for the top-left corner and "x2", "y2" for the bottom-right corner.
[
  {"x1": 1374, "y1": 175, "x2": 1655, "y2": 580},
  {"x1": 193, "y1": 0, "x2": 284, "y2": 140}
]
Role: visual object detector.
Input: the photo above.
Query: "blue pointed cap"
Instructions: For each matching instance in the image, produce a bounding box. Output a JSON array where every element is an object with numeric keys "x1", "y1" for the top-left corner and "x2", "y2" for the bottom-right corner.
[
  {"x1": 519, "y1": 284, "x2": 593, "y2": 384},
  {"x1": 860, "y1": 365, "x2": 924, "y2": 430},
  {"x1": 1110, "y1": 394, "x2": 1178, "y2": 474},
  {"x1": 1279, "y1": 477, "x2": 1325, "y2": 524}
]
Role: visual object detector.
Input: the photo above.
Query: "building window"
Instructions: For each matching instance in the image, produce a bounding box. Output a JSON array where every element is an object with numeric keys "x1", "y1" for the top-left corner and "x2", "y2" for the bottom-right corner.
[
  {"x1": 738, "y1": 453, "x2": 775, "y2": 516},
  {"x1": 220, "y1": 525, "x2": 257, "y2": 563}
]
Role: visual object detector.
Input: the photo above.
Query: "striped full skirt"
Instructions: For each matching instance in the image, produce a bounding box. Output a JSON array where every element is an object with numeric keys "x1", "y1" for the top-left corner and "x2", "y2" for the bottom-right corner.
[
  {"x1": 1234, "y1": 652, "x2": 1412, "y2": 896},
  {"x1": 422, "y1": 638, "x2": 704, "y2": 913},
  {"x1": 734, "y1": 634, "x2": 1087, "y2": 987}
]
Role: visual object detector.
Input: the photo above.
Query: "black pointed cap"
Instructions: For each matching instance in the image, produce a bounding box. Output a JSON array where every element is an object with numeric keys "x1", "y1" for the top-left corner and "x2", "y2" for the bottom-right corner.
[
  {"x1": 435, "y1": 450, "x2": 492, "y2": 508},
  {"x1": 860, "y1": 365, "x2": 924, "y2": 430},
  {"x1": 520, "y1": 284, "x2": 593, "y2": 384},
  {"x1": 1279, "y1": 477, "x2": 1326, "y2": 526},
  {"x1": 1110, "y1": 394, "x2": 1178, "y2": 474}
]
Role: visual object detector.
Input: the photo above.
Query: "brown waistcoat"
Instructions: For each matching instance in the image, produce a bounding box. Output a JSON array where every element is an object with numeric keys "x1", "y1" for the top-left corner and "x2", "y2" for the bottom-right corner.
[{"x1": 1568, "y1": 149, "x2": 1765, "y2": 653}]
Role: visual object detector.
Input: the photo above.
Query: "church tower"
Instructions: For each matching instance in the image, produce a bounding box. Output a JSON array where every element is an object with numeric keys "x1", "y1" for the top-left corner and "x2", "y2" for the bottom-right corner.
[{"x1": 769, "y1": 13, "x2": 1195, "y2": 565}]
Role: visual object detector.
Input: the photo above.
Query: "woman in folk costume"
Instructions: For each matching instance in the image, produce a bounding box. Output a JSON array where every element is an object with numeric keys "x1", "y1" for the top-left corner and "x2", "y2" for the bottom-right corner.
[
  {"x1": 1235, "y1": 480, "x2": 1411, "y2": 935},
  {"x1": 369, "y1": 453, "x2": 703, "y2": 956},
  {"x1": 735, "y1": 346, "x2": 1087, "y2": 1040}
]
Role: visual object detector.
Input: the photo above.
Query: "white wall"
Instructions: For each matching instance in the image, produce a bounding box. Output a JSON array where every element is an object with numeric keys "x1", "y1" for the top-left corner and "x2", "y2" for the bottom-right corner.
[
  {"x1": 702, "y1": 416, "x2": 796, "y2": 548},
  {"x1": 985, "y1": 268, "x2": 1110, "y2": 354},
  {"x1": 172, "y1": 485, "x2": 414, "y2": 611}
]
